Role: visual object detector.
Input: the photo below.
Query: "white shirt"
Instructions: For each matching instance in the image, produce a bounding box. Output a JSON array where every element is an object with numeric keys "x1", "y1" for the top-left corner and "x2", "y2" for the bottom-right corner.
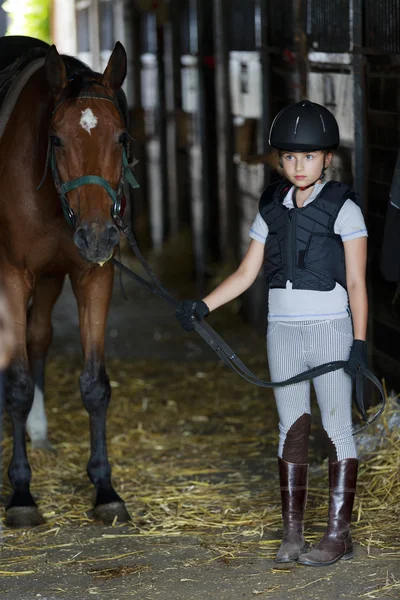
[{"x1": 249, "y1": 182, "x2": 368, "y2": 321}]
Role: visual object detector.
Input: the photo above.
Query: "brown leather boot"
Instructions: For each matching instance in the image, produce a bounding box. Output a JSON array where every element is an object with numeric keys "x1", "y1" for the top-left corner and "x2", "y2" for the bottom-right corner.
[
  {"x1": 298, "y1": 458, "x2": 358, "y2": 567},
  {"x1": 275, "y1": 458, "x2": 308, "y2": 563}
]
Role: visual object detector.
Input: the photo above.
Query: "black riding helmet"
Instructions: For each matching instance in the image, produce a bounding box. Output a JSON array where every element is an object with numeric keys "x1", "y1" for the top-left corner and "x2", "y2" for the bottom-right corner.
[{"x1": 269, "y1": 100, "x2": 340, "y2": 151}]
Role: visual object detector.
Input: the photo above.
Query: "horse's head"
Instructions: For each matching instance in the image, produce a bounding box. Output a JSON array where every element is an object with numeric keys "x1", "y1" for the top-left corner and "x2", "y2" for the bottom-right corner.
[{"x1": 44, "y1": 43, "x2": 130, "y2": 265}]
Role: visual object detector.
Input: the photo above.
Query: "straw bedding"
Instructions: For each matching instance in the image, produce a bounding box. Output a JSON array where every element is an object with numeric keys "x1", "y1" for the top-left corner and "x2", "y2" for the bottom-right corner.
[{"x1": 0, "y1": 356, "x2": 398, "y2": 595}]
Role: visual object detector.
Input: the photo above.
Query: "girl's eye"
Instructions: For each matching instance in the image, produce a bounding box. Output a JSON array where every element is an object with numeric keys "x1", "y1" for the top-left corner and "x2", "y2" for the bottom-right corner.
[
  {"x1": 306, "y1": 154, "x2": 314, "y2": 160},
  {"x1": 284, "y1": 155, "x2": 293, "y2": 161}
]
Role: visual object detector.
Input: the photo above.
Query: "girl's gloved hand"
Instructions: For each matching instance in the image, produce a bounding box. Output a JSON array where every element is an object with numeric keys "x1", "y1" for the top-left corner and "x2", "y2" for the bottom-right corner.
[
  {"x1": 176, "y1": 300, "x2": 210, "y2": 332},
  {"x1": 344, "y1": 339, "x2": 368, "y2": 378}
]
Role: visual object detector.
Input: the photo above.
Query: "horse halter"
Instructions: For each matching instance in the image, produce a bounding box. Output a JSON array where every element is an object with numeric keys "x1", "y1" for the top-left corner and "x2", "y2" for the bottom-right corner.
[{"x1": 38, "y1": 86, "x2": 139, "y2": 229}]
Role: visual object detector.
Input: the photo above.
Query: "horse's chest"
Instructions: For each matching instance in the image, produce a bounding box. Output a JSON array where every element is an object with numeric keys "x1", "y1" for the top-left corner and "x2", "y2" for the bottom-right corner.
[{"x1": 6, "y1": 227, "x2": 64, "y2": 274}]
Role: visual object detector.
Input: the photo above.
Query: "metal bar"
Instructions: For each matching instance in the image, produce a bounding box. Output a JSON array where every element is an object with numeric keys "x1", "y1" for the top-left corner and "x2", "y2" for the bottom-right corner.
[
  {"x1": 164, "y1": 0, "x2": 181, "y2": 237},
  {"x1": 131, "y1": 5, "x2": 142, "y2": 108},
  {"x1": 90, "y1": 0, "x2": 101, "y2": 72},
  {"x1": 351, "y1": 0, "x2": 367, "y2": 215},
  {"x1": 258, "y1": 0, "x2": 272, "y2": 185},
  {"x1": 351, "y1": 0, "x2": 374, "y2": 373},
  {"x1": 188, "y1": 0, "x2": 206, "y2": 290},
  {"x1": 364, "y1": 0, "x2": 370, "y2": 50},
  {"x1": 213, "y1": 0, "x2": 236, "y2": 261},
  {"x1": 128, "y1": 6, "x2": 149, "y2": 241},
  {"x1": 293, "y1": 0, "x2": 308, "y2": 101},
  {"x1": 113, "y1": 0, "x2": 126, "y2": 53},
  {"x1": 390, "y1": 0, "x2": 396, "y2": 53},
  {"x1": 156, "y1": 18, "x2": 170, "y2": 241}
]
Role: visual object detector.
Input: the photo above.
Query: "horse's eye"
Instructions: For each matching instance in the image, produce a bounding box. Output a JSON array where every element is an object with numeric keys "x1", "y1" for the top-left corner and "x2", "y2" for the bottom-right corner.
[
  {"x1": 51, "y1": 135, "x2": 62, "y2": 147},
  {"x1": 119, "y1": 133, "x2": 128, "y2": 145}
]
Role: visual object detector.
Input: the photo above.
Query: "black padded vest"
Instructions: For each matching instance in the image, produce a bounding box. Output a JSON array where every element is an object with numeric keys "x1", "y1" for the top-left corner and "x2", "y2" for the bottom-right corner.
[{"x1": 259, "y1": 180, "x2": 359, "y2": 291}]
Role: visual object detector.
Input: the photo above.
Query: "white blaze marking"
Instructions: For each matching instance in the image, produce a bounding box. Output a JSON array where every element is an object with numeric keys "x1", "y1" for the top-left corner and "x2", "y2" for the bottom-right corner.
[{"x1": 80, "y1": 108, "x2": 98, "y2": 134}]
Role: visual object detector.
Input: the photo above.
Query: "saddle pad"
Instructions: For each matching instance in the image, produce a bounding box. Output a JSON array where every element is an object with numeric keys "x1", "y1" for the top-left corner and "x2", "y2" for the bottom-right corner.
[{"x1": 0, "y1": 57, "x2": 45, "y2": 139}]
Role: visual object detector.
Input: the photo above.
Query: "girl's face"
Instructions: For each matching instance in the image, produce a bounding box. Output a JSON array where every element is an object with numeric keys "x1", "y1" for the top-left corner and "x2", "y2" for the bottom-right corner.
[{"x1": 281, "y1": 151, "x2": 331, "y2": 187}]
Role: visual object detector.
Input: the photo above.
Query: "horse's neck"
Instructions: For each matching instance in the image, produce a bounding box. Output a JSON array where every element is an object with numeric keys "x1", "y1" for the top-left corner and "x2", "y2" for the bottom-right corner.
[
  {"x1": 23, "y1": 69, "x2": 53, "y2": 137},
  {"x1": 4, "y1": 70, "x2": 56, "y2": 211},
  {"x1": 11, "y1": 69, "x2": 53, "y2": 177}
]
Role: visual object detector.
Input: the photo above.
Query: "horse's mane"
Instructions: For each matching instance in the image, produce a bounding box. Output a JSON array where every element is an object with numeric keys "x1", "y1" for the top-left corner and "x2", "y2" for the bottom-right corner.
[{"x1": 59, "y1": 55, "x2": 104, "y2": 102}]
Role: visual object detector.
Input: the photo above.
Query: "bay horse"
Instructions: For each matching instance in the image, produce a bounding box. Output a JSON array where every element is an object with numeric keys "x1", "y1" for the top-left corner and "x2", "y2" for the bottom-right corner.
[{"x1": 0, "y1": 37, "x2": 137, "y2": 526}]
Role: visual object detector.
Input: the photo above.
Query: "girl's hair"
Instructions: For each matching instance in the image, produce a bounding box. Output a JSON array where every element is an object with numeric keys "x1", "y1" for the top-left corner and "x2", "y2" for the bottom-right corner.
[
  {"x1": 277, "y1": 148, "x2": 335, "y2": 157},
  {"x1": 322, "y1": 147, "x2": 336, "y2": 156}
]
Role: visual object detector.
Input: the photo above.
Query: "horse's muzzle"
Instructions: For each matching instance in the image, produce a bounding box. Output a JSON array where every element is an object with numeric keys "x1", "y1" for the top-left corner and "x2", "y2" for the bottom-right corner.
[{"x1": 74, "y1": 222, "x2": 120, "y2": 264}]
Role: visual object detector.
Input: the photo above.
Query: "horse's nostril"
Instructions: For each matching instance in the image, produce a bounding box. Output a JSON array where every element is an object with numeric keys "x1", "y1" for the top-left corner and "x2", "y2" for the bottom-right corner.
[
  {"x1": 106, "y1": 224, "x2": 120, "y2": 248},
  {"x1": 74, "y1": 223, "x2": 119, "y2": 260},
  {"x1": 74, "y1": 226, "x2": 90, "y2": 251}
]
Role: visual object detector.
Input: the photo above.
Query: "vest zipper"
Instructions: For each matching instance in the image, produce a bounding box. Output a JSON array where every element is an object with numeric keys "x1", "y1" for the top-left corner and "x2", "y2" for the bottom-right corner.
[{"x1": 287, "y1": 208, "x2": 297, "y2": 283}]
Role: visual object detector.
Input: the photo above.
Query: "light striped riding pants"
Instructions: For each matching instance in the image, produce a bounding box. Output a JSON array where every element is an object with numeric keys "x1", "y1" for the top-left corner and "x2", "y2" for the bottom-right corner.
[{"x1": 267, "y1": 316, "x2": 357, "y2": 462}]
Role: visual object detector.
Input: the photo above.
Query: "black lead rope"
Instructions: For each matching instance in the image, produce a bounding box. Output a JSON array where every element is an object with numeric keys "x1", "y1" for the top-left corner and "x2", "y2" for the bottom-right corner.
[{"x1": 112, "y1": 218, "x2": 386, "y2": 435}]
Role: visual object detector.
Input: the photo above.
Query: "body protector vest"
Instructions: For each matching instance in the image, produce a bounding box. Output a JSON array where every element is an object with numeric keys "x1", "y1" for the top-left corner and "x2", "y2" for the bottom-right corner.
[{"x1": 259, "y1": 180, "x2": 359, "y2": 291}]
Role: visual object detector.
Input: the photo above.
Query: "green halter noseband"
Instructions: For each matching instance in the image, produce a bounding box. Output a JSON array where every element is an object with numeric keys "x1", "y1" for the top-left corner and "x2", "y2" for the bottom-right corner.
[
  {"x1": 39, "y1": 90, "x2": 139, "y2": 229},
  {"x1": 49, "y1": 142, "x2": 139, "y2": 228}
]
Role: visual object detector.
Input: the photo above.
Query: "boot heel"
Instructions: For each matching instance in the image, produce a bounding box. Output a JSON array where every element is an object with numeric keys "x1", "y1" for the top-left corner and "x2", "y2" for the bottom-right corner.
[{"x1": 342, "y1": 550, "x2": 354, "y2": 561}]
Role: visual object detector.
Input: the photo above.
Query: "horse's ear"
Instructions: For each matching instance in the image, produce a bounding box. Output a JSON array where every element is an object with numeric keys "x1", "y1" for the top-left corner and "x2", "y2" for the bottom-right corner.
[
  {"x1": 102, "y1": 42, "x2": 127, "y2": 91},
  {"x1": 45, "y1": 45, "x2": 68, "y2": 95}
]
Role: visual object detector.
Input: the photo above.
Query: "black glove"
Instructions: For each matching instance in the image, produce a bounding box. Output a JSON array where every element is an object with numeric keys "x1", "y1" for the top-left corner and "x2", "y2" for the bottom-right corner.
[
  {"x1": 176, "y1": 300, "x2": 210, "y2": 332},
  {"x1": 344, "y1": 339, "x2": 368, "y2": 378}
]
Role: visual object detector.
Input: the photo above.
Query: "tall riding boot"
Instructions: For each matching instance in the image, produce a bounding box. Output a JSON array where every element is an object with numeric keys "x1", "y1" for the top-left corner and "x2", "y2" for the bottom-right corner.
[
  {"x1": 298, "y1": 458, "x2": 358, "y2": 567},
  {"x1": 275, "y1": 458, "x2": 308, "y2": 563}
]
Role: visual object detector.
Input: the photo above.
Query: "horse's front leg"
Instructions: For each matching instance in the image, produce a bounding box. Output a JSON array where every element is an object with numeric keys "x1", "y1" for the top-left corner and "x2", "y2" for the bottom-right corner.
[
  {"x1": 26, "y1": 274, "x2": 65, "y2": 450},
  {"x1": 70, "y1": 264, "x2": 130, "y2": 524},
  {"x1": 3, "y1": 267, "x2": 45, "y2": 526}
]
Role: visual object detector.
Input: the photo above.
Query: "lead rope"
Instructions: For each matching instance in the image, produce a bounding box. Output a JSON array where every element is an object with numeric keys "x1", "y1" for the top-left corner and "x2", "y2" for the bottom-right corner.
[
  {"x1": 112, "y1": 217, "x2": 385, "y2": 435},
  {"x1": 117, "y1": 243, "x2": 128, "y2": 301}
]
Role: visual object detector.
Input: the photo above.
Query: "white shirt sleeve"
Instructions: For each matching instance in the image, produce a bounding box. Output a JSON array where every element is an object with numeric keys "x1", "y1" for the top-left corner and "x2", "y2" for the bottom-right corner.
[
  {"x1": 249, "y1": 212, "x2": 269, "y2": 244},
  {"x1": 334, "y1": 199, "x2": 368, "y2": 241}
]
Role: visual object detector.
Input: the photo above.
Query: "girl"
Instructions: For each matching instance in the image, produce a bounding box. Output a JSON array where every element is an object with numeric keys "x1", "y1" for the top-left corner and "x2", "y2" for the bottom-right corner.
[{"x1": 176, "y1": 101, "x2": 368, "y2": 567}]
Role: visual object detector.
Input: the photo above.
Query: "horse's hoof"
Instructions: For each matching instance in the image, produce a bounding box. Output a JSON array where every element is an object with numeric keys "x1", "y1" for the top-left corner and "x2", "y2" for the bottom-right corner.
[
  {"x1": 92, "y1": 501, "x2": 131, "y2": 524},
  {"x1": 30, "y1": 438, "x2": 56, "y2": 452},
  {"x1": 5, "y1": 506, "x2": 46, "y2": 527}
]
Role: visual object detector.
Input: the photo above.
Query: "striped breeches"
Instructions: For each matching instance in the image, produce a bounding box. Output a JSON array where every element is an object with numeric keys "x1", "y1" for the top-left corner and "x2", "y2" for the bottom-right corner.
[{"x1": 266, "y1": 316, "x2": 357, "y2": 462}]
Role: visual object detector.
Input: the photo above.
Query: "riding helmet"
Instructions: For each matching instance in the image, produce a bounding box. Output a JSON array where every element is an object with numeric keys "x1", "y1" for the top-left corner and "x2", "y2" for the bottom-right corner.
[{"x1": 269, "y1": 100, "x2": 340, "y2": 151}]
